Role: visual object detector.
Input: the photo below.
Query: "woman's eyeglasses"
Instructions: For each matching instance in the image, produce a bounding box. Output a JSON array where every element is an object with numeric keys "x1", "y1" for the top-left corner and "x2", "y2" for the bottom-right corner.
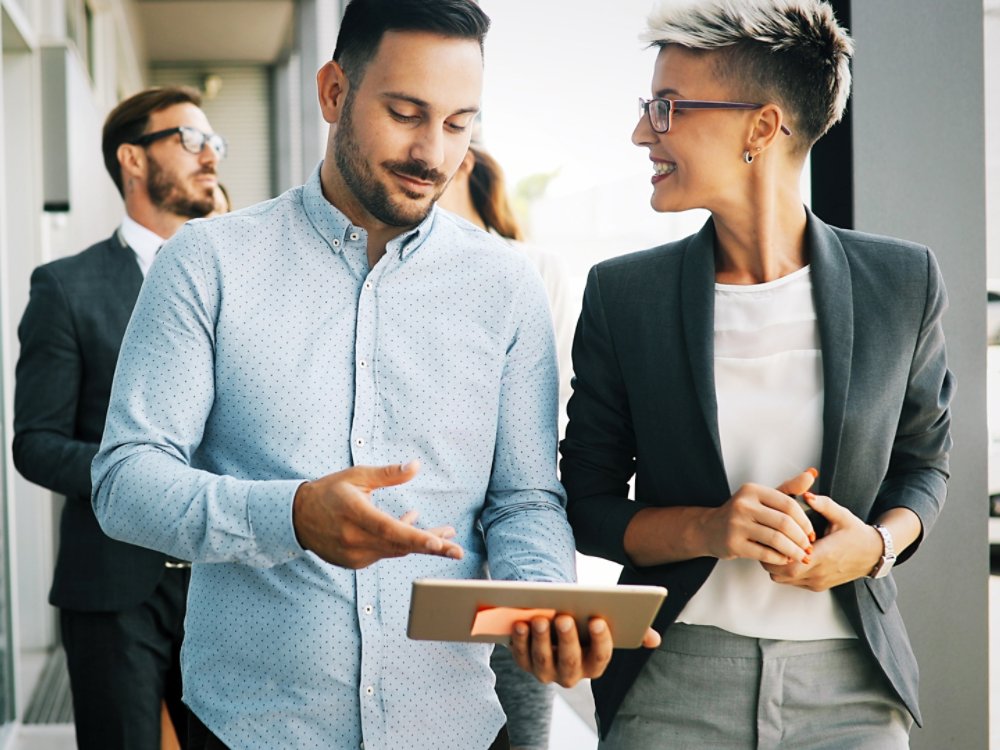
[{"x1": 638, "y1": 97, "x2": 792, "y2": 136}]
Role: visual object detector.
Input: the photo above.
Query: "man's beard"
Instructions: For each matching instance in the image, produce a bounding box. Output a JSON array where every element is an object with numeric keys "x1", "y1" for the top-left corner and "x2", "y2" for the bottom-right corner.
[
  {"x1": 333, "y1": 92, "x2": 448, "y2": 228},
  {"x1": 147, "y1": 155, "x2": 216, "y2": 219}
]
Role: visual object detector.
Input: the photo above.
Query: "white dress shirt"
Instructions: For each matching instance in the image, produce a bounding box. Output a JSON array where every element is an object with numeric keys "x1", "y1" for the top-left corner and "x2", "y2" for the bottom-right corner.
[{"x1": 119, "y1": 214, "x2": 165, "y2": 278}]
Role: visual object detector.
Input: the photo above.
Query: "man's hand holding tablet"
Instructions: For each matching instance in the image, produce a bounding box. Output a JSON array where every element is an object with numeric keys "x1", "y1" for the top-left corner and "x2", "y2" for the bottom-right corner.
[
  {"x1": 407, "y1": 579, "x2": 665, "y2": 686},
  {"x1": 509, "y1": 614, "x2": 661, "y2": 687}
]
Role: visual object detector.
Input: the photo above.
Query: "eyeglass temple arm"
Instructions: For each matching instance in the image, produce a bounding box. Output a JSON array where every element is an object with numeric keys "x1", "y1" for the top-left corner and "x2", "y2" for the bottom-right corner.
[{"x1": 671, "y1": 101, "x2": 792, "y2": 135}]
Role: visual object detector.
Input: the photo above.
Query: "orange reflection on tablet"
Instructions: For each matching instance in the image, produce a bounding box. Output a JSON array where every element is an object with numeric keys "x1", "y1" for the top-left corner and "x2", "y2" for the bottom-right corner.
[{"x1": 470, "y1": 607, "x2": 557, "y2": 637}]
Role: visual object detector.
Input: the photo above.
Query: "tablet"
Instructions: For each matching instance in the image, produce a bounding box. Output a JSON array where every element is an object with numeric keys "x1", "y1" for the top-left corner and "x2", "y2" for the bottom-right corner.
[{"x1": 407, "y1": 578, "x2": 667, "y2": 649}]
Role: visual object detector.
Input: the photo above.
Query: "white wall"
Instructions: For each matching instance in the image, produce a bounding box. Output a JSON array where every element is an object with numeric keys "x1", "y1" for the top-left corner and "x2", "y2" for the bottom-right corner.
[
  {"x1": 0, "y1": 0, "x2": 146, "y2": 728},
  {"x1": 987, "y1": 4, "x2": 1000, "y2": 278},
  {"x1": 851, "y1": 2, "x2": 989, "y2": 748}
]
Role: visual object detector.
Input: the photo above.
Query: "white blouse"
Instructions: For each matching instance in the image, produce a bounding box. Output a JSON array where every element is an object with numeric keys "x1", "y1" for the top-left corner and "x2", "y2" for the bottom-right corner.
[{"x1": 676, "y1": 265, "x2": 856, "y2": 640}]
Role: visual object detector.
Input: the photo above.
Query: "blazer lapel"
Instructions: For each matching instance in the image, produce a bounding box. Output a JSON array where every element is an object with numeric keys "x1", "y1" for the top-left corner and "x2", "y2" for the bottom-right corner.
[
  {"x1": 677, "y1": 213, "x2": 853, "y2": 499},
  {"x1": 807, "y1": 211, "x2": 854, "y2": 499},
  {"x1": 109, "y1": 229, "x2": 145, "y2": 314},
  {"x1": 680, "y1": 219, "x2": 727, "y2": 484}
]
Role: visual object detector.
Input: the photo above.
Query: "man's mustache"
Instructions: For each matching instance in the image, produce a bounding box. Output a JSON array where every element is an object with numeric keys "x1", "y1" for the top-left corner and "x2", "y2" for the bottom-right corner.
[{"x1": 385, "y1": 160, "x2": 446, "y2": 186}]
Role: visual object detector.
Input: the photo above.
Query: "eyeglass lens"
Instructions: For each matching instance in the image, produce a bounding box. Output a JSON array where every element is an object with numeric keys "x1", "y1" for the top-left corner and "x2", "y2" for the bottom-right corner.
[
  {"x1": 179, "y1": 127, "x2": 227, "y2": 158},
  {"x1": 640, "y1": 99, "x2": 671, "y2": 133}
]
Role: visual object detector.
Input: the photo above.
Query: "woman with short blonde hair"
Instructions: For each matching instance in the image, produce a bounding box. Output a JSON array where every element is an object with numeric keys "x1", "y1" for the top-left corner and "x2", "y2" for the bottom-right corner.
[{"x1": 561, "y1": 2, "x2": 952, "y2": 747}]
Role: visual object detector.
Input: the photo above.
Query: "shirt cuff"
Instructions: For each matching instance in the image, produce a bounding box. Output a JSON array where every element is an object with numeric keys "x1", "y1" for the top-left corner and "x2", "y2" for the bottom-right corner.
[{"x1": 247, "y1": 479, "x2": 307, "y2": 567}]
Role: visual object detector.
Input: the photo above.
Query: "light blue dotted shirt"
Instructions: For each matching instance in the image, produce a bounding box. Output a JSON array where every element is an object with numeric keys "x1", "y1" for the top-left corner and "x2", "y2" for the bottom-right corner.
[{"x1": 92, "y1": 164, "x2": 576, "y2": 750}]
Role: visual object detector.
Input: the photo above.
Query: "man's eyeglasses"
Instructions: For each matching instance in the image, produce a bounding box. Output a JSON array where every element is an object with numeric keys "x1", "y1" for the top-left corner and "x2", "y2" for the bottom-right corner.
[
  {"x1": 129, "y1": 126, "x2": 228, "y2": 159},
  {"x1": 638, "y1": 97, "x2": 793, "y2": 136}
]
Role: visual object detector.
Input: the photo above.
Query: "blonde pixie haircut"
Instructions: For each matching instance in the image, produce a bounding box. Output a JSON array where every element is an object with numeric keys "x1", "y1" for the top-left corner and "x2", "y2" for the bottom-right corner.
[{"x1": 641, "y1": 0, "x2": 854, "y2": 150}]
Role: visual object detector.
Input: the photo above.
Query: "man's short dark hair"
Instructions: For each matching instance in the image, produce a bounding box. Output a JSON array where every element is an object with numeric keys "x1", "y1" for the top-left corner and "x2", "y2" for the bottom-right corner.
[
  {"x1": 102, "y1": 86, "x2": 203, "y2": 197},
  {"x1": 333, "y1": 0, "x2": 490, "y2": 87}
]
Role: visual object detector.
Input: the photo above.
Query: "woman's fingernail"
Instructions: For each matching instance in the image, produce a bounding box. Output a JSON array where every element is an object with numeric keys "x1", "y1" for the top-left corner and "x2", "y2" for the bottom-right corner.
[
  {"x1": 809, "y1": 532, "x2": 816, "y2": 543},
  {"x1": 557, "y1": 618, "x2": 572, "y2": 633},
  {"x1": 806, "y1": 546, "x2": 814, "y2": 555},
  {"x1": 802, "y1": 556, "x2": 812, "y2": 565},
  {"x1": 804, "y1": 492, "x2": 815, "y2": 500},
  {"x1": 591, "y1": 619, "x2": 607, "y2": 634},
  {"x1": 806, "y1": 467, "x2": 819, "y2": 478}
]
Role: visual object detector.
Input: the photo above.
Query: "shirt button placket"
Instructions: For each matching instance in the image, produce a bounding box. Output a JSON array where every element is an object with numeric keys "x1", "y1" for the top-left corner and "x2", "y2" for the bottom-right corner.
[
  {"x1": 356, "y1": 568, "x2": 382, "y2": 743},
  {"x1": 353, "y1": 246, "x2": 384, "y2": 746},
  {"x1": 352, "y1": 267, "x2": 376, "y2": 466},
  {"x1": 357, "y1": 588, "x2": 375, "y2": 716}
]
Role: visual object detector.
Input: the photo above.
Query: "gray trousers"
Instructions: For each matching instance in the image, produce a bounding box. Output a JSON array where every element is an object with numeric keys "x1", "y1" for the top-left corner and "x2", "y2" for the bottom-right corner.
[{"x1": 601, "y1": 623, "x2": 912, "y2": 750}]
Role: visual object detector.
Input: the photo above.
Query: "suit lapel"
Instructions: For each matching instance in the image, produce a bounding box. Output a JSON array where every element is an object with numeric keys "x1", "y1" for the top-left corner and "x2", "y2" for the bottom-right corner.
[
  {"x1": 807, "y1": 212, "x2": 854, "y2": 499},
  {"x1": 679, "y1": 219, "x2": 727, "y2": 484},
  {"x1": 109, "y1": 230, "x2": 145, "y2": 315}
]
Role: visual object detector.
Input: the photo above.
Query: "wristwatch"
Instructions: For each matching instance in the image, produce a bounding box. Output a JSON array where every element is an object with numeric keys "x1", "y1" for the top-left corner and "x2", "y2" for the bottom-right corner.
[{"x1": 868, "y1": 524, "x2": 896, "y2": 579}]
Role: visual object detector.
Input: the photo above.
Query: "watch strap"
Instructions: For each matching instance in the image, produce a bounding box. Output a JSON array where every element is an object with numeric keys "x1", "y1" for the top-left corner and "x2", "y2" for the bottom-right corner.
[{"x1": 868, "y1": 524, "x2": 896, "y2": 579}]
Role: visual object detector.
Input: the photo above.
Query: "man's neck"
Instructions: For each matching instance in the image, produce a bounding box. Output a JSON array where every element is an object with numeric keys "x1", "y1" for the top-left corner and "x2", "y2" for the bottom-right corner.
[
  {"x1": 124, "y1": 201, "x2": 188, "y2": 240},
  {"x1": 319, "y1": 159, "x2": 414, "y2": 269}
]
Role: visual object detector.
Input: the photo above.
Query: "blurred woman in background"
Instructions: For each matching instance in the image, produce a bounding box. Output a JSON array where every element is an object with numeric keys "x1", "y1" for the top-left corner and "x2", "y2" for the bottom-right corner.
[{"x1": 439, "y1": 138, "x2": 575, "y2": 750}]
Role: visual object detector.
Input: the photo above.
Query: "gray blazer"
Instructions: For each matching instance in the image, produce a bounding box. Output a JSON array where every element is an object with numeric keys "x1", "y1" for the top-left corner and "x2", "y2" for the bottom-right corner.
[
  {"x1": 560, "y1": 210, "x2": 953, "y2": 738},
  {"x1": 13, "y1": 232, "x2": 170, "y2": 612}
]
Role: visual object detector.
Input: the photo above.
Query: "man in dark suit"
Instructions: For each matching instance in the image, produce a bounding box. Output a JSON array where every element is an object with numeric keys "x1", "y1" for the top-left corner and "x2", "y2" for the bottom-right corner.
[{"x1": 13, "y1": 86, "x2": 226, "y2": 749}]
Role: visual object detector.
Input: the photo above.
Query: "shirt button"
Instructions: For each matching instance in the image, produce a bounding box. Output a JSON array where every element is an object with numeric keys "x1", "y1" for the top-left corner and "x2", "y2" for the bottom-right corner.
[
  {"x1": 360, "y1": 743, "x2": 365, "y2": 750},
  {"x1": 364, "y1": 604, "x2": 373, "y2": 615},
  {"x1": 332, "y1": 238, "x2": 341, "y2": 247},
  {"x1": 355, "y1": 437, "x2": 365, "y2": 447},
  {"x1": 365, "y1": 685, "x2": 374, "y2": 696},
  {"x1": 350, "y1": 232, "x2": 360, "y2": 241},
  {"x1": 364, "y1": 281, "x2": 373, "y2": 290},
  {"x1": 359, "y1": 359, "x2": 367, "y2": 369}
]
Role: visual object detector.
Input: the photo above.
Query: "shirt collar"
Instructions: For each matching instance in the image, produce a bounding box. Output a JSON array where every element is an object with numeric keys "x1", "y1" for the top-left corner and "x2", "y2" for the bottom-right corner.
[
  {"x1": 120, "y1": 214, "x2": 166, "y2": 271},
  {"x1": 302, "y1": 162, "x2": 436, "y2": 260}
]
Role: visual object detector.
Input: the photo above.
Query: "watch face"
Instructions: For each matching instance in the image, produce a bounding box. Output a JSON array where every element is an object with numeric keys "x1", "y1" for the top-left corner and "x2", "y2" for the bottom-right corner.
[{"x1": 872, "y1": 557, "x2": 894, "y2": 578}]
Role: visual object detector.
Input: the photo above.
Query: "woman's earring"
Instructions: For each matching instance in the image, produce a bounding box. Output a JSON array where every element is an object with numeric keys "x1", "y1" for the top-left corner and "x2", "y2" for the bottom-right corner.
[{"x1": 743, "y1": 150, "x2": 754, "y2": 165}]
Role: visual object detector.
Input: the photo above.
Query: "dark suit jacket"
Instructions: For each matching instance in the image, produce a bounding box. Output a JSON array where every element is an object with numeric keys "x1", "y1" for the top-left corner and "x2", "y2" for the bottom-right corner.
[
  {"x1": 560, "y1": 211, "x2": 953, "y2": 738},
  {"x1": 13, "y1": 232, "x2": 169, "y2": 612}
]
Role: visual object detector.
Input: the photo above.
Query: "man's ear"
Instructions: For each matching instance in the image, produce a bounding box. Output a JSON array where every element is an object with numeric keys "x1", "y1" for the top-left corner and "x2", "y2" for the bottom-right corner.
[
  {"x1": 317, "y1": 60, "x2": 351, "y2": 125},
  {"x1": 117, "y1": 143, "x2": 145, "y2": 187}
]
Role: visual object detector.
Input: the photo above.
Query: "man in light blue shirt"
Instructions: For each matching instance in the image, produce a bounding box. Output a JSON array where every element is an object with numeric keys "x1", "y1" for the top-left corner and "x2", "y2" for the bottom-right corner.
[{"x1": 91, "y1": 1, "x2": 647, "y2": 748}]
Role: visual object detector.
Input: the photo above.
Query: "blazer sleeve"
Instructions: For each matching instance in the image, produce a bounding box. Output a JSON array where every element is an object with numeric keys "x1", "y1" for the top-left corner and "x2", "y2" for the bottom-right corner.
[
  {"x1": 13, "y1": 264, "x2": 99, "y2": 499},
  {"x1": 872, "y1": 247, "x2": 954, "y2": 563},
  {"x1": 560, "y1": 265, "x2": 645, "y2": 567}
]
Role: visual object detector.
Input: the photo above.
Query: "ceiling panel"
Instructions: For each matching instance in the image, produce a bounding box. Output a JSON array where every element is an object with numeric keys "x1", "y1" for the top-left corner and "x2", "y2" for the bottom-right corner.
[{"x1": 135, "y1": 0, "x2": 294, "y2": 63}]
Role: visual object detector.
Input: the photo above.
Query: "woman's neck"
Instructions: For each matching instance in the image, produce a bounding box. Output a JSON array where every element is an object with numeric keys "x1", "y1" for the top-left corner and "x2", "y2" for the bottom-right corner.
[
  {"x1": 435, "y1": 183, "x2": 487, "y2": 231},
  {"x1": 711, "y1": 174, "x2": 809, "y2": 285}
]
